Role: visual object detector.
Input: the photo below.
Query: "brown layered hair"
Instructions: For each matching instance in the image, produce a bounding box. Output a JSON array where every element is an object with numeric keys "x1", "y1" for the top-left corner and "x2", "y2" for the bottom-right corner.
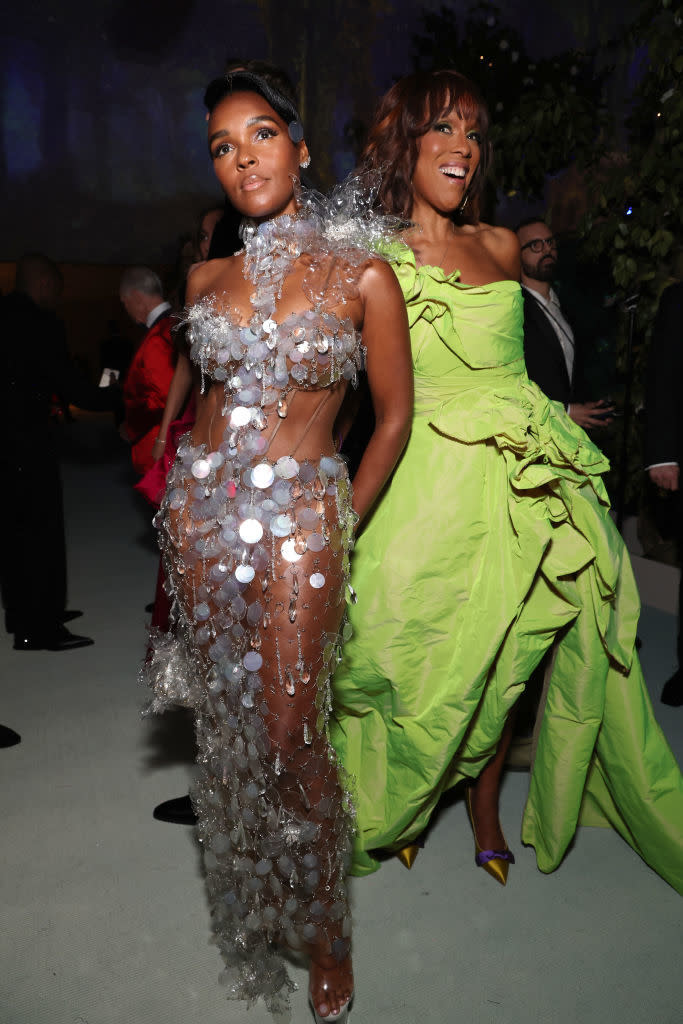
[{"x1": 362, "y1": 70, "x2": 492, "y2": 224}]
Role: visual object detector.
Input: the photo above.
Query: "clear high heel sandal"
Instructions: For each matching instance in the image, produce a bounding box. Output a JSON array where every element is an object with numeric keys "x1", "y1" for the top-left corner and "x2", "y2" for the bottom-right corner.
[{"x1": 309, "y1": 991, "x2": 352, "y2": 1023}]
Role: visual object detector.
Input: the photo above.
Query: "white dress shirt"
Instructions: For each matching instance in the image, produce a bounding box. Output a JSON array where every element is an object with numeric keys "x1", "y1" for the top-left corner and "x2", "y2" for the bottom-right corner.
[
  {"x1": 145, "y1": 301, "x2": 171, "y2": 328},
  {"x1": 527, "y1": 286, "x2": 575, "y2": 382}
]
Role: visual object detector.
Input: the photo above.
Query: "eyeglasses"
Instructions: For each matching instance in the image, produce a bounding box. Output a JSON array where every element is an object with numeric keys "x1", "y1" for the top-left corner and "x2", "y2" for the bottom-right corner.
[{"x1": 520, "y1": 235, "x2": 558, "y2": 253}]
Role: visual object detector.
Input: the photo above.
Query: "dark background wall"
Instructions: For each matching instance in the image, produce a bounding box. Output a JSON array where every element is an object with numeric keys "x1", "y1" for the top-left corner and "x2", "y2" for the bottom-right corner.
[{"x1": 3, "y1": 0, "x2": 637, "y2": 265}]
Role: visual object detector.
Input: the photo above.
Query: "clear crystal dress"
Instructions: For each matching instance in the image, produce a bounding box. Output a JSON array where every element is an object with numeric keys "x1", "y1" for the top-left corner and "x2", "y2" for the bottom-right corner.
[{"x1": 142, "y1": 198, "x2": 382, "y2": 1013}]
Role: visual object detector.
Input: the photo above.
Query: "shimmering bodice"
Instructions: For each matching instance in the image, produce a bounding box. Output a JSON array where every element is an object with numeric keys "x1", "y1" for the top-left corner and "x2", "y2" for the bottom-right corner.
[{"x1": 186, "y1": 300, "x2": 362, "y2": 395}]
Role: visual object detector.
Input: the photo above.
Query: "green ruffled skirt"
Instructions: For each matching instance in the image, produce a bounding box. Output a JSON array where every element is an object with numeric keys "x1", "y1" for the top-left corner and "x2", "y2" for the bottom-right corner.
[{"x1": 332, "y1": 371, "x2": 683, "y2": 894}]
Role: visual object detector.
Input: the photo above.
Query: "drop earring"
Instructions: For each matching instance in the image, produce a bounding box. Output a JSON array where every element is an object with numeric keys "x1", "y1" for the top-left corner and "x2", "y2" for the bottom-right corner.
[
  {"x1": 458, "y1": 193, "x2": 469, "y2": 213},
  {"x1": 300, "y1": 157, "x2": 311, "y2": 169}
]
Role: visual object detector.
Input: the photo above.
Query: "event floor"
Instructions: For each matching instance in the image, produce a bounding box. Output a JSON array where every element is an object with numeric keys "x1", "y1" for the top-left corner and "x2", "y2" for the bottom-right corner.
[{"x1": 2, "y1": 416, "x2": 681, "y2": 1024}]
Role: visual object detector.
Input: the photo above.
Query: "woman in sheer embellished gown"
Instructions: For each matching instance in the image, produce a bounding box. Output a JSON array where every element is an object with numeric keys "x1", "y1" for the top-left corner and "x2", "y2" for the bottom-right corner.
[
  {"x1": 142, "y1": 70, "x2": 413, "y2": 1019},
  {"x1": 331, "y1": 70, "x2": 683, "y2": 896}
]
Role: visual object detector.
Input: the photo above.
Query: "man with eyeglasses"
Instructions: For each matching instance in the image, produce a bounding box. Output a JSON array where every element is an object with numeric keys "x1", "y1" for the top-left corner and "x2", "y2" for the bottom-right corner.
[{"x1": 515, "y1": 218, "x2": 614, "y2": 429}]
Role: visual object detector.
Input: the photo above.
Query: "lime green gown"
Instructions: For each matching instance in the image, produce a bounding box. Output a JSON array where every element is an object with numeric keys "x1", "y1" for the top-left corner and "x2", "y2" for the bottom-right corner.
[{"x1": 331, "y1": 248, "x2": 683, "y2": 894}]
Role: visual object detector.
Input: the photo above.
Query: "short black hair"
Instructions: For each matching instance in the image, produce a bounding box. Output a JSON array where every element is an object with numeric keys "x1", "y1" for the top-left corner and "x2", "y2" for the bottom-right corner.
[
  {"x1": 223, "y1": 59, "x2": 297, "y2": 106},
  {"x1": 514, "y1": 215, "x2": 547, "y2": 234},
  {"x1": 204, "y1": 70, "x2": 301, "y2": 129}
]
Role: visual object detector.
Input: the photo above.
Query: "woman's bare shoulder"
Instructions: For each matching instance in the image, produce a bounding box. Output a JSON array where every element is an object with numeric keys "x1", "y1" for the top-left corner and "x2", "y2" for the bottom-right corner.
[
  {"x1": 472, "y1": 223, "x2": 520, "y2": 279},
  {"x1": 185, "y1": 255, "x2": 240, "y2": 305},
  {"x1": 360, "y1": 254, "x2": 399, "y2": 286}
]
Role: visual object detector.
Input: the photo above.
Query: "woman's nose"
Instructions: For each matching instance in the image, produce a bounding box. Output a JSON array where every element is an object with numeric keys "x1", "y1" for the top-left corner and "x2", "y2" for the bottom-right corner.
[
  {"x1": 237, "y1": 148, "x2": 257, "y2": 169},
  {"x1": 452, "y1": 133, "x2": 471, "y2": 156}
]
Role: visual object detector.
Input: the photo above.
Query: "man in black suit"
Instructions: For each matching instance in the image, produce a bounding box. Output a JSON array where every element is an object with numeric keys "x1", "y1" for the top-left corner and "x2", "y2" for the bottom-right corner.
[
  {"x1": 0, "y1": 254, "x2": 119, "y2": 650},
  {"x1": 516, "y1": 218, "x2": 613, "y2": 428},
  {"x1": 645, "y1": 280, "x2": 683, "y2": 706}
]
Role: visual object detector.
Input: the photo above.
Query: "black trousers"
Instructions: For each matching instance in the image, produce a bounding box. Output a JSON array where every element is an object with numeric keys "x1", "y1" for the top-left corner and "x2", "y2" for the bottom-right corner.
[{"x1": 0, "y1": 452, "x2": 67, "y2": 636}]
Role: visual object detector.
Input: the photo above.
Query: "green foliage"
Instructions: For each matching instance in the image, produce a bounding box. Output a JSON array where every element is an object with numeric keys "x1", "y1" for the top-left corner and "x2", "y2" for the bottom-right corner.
[
  {"x1": 579, "y1": 0, "x2": 683, "y2": 504},
  {"x1": 412, "y1": 2, "x2": 608, "y2": 199},
  {"x1": 582, "y1": 0, "x2": 683, "y2": 325}
]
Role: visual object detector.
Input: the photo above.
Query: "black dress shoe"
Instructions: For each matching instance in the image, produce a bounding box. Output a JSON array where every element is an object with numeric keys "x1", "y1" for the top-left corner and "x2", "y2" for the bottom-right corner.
[
  {"x1": 5, "y1": 608, "x2": 83, "y2": 633},
  {"x1": 62, "y1": 610, "x2": 84, "y2": 624},
  {"x1": 661, "y1": 669, "x2": 683, "y2": 707},
  {"x1": 153, "y1": 795, "x2": 197, "y2": 825},
  {"x1": 0, "y1": 724, "x2": 21, "y2": 748},
  {"x1": 13, "y1": 626, "x2": 94, "y2": 651}
]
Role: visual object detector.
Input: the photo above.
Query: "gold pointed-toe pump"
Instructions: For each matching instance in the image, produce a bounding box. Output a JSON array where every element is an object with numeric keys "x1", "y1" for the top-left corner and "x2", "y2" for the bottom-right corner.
[
  {"x1": 465, "y1": 787, "x2": 515, "y2": 886},
  {"x1": 396, "y1": 843, "x2": 421, "y2": 869}
]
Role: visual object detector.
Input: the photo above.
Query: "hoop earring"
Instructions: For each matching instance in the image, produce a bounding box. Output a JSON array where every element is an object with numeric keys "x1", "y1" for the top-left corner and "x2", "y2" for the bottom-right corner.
[{"x1": 300, "y1": 157, "x2": 311, "y2": 169}]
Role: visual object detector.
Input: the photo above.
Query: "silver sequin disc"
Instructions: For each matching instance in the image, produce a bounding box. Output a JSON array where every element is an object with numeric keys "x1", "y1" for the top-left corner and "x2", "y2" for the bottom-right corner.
[
  {"x1": 230, "y1": 406, "x2": 251, "y2": 428},
  {"x1": 271, "y1": 514, "x2": 293, "y2": 538},
  {"x1": 307, "y1": 533, "x2": 325, "y2": 552},
  {"x1": 309, "y1": 573, "x2": 326, "y2": 589},
  {"x1": 191, "y1": 458, "x2": 211, "y2": 479},
  {"x1": 281, "y1": 538, "x2": 302, "y2": 562},
  {"x1": 235, "y1": 564, "x2": 255, "y2": 584},
  {"x1": 239, "y1": 519, "x2": 264, "y2": 544},
  {"x1": 251, "y1": 463, "x2": 275, "y2": 489},
  {"x1": 243, "y1": 651, "x2": 263, "y2": 671},
  {"x1": 275, "y1": 456, "x2": 299, "y2": 479}
]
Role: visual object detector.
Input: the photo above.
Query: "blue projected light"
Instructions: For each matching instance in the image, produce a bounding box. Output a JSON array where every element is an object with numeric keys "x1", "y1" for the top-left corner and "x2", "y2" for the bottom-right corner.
[
  {"x1": 625, "y1": 206, "x2": 633, "y2": 216},
  {"x1": 3, "y1": 50, "x2": 44, "y2": 179}
]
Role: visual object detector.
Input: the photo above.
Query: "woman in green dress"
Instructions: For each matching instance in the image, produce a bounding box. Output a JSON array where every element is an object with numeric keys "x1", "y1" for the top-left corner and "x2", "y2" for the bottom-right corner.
[{"x1": 331, "y1": 70, "x2": 683, "y2": 894}]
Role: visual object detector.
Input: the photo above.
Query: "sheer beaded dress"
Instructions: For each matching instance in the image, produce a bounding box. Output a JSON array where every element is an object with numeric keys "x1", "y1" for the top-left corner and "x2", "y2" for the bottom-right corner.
[{"x1": 142, "y1": 192, "x2": 388, "y2": 1014}]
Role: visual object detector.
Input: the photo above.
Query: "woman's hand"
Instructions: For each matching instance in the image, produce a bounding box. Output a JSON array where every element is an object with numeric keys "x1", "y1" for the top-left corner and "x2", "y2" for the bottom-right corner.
[{"x1": 151, "y1": 436, "x2": 166, "y2": 461}]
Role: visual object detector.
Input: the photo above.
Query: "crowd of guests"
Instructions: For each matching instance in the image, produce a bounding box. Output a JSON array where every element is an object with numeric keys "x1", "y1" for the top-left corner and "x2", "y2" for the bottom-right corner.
[{"x1": 1, "y1": 56, "x2": 681, "y2": 1024}]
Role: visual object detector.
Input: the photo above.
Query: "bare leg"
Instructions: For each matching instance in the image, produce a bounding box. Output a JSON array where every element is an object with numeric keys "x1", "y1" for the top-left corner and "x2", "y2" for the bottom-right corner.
[
  {"x1": 468, "y1": 706, "x2": 517, "y2": 851},
  {"x1": 163, "y1": 453, "x2": 355, "y2": 1014}
]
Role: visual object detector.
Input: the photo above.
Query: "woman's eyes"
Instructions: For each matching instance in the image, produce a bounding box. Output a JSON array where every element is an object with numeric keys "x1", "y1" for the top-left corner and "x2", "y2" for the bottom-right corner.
[
  {"x1": 212, "y1": 127, "x2": 278, "y2": 159},
  {"x1": 432, "y1": 122, "x2": 483, "y2": 144}
]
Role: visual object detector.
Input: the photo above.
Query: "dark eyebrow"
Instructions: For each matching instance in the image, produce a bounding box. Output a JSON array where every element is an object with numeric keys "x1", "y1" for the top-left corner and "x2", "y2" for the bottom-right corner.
[{"x1": 208, "y1": 115, "x2": 280, "y2": 147}]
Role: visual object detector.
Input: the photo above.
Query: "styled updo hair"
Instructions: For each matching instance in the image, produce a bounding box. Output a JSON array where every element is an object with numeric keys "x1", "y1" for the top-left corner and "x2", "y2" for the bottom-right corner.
[
  {"x1": 203, "y1": 69, "x2": 304, "y2": 142},
  {"x1": 361, "y1": 70, "x2": 492, "y2": 224}
]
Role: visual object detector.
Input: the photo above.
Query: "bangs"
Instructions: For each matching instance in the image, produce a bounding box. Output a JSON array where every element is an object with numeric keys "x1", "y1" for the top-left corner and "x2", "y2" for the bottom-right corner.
[{"x1": 410, "y1": 72, "x2": 489, "y2": 138}]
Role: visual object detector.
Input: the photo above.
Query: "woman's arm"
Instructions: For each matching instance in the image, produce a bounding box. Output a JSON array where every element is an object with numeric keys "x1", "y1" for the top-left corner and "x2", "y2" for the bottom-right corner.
[
  {"x1": 351, "y1": 259, "x2": 414, "y2": 526},
  {"x1": 150, "y1": 263, "x2": 222, "y2": 460},
  {"x1": 150, "y1": 352, "x2": 193, "y2": 461}
]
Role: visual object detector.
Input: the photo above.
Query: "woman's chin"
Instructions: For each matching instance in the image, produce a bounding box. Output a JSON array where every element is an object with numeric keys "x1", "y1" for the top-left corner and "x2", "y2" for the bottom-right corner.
[{"x1": 231, "y1": 191, "x2": 298, "y2": 223}]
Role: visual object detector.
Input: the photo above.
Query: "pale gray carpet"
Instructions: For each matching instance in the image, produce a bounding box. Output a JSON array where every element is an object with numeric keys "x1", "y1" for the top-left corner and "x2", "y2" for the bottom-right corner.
[{"x1": 1, "y1": 416, "x2": 681, "y2": 1024}]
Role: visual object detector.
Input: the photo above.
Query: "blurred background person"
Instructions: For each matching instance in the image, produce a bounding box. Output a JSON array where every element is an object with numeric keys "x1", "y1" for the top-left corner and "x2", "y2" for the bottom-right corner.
[
  {"x1": 516, "y1": 217, "x2": 614, "y2": 429},
  {"x1": 0, "y1": 253, "x2": 119, "y2": 651},
  {"x1": 645, "y1": 279, "x2": 683, "y2": 706},
  {"x1": 119, "y1": 267, "x2": 176, "y2": 477}
]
